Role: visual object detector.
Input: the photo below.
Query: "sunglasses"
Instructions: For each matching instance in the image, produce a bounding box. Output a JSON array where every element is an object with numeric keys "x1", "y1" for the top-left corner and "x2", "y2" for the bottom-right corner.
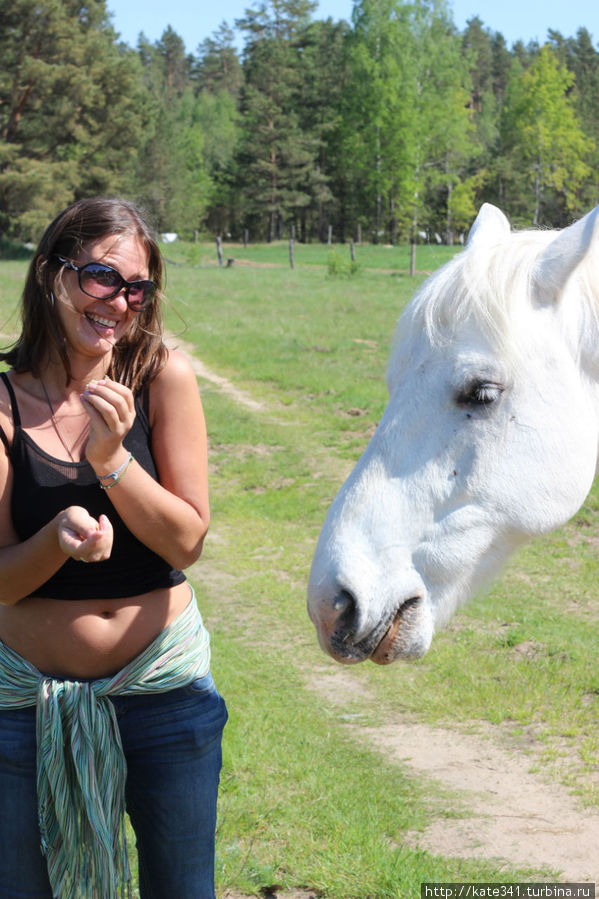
[{"x1": 55, "y1": 255, "x2": 157, "y2": 311}]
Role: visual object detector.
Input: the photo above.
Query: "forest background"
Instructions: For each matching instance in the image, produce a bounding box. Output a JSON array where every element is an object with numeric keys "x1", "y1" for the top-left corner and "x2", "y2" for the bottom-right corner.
[{"x1": 1, "y1": 0, "x2": 598, "y2": 247}]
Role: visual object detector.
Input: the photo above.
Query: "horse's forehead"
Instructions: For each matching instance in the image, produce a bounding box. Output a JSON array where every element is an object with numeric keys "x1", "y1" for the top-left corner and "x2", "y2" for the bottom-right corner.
[
  {"x1": 399, "y1": 234, "x2": 555, "y2": 357},
  {"x1": 388, "y1": 318, "x2": 505, "y2": 390}
]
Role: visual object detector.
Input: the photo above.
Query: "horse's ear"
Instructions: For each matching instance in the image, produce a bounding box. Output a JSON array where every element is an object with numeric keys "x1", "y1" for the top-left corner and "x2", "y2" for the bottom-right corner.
[
  {"x1": 536, "y1": 205, "x2": 599, "y2": 303},
  {"x1": 466, "y1": 204, "x2": 511, "y2": 250}
]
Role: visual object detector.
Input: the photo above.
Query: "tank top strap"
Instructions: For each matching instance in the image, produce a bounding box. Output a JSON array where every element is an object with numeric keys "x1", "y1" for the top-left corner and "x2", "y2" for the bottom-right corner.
[{"x1": 0, "y1": 371, "x2": 20, "y2": 452}]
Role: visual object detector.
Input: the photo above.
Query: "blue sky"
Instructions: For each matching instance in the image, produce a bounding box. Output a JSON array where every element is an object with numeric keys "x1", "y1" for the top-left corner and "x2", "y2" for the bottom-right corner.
[{"x1": 106, "y1": 0, "x2": 597, "y2": 53}]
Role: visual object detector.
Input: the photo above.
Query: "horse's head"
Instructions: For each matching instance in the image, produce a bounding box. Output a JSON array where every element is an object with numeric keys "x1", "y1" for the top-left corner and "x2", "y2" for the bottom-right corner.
[{"x1": 308, "y1": 204, "x2": 599, "y2": 664}]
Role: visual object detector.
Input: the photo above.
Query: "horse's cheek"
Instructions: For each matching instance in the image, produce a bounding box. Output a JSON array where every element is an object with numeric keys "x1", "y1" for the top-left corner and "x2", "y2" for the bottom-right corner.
[{"x1": 487, "y1": 416, "x2": 596, "y2": 536}]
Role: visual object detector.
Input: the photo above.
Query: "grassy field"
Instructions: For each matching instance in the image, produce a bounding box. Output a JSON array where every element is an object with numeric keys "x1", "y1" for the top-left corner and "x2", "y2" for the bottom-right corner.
[
  {"x1": 162, "y1": 236, "x2": 457, "y2": 275},
  {"x1": 1, "y1": 242, "x2": 597, "y2": 896}
]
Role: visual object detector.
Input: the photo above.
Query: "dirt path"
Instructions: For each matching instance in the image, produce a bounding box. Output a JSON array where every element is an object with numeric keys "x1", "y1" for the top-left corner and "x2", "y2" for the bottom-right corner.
[
  {"x1": 308, "y1": 669, "x2": 598, "y2": 884},
  {"x1": 185, "y1": 347, "x2": 598, "y2": 891},
  {"x1": 165, "y1": 334, "x2": 265, "y2": 412}
]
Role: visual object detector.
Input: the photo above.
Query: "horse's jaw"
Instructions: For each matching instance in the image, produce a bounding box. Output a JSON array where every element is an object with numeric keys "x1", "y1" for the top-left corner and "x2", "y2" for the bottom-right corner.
[{"x1": 307, "y1": 506, "x2": 517, "y2": 665}]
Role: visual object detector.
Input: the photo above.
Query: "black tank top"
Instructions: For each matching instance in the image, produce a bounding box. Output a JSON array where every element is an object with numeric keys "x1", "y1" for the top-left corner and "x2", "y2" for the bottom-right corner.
[{"x1": 0, "y1": 371, "x2": 186, "y2": 599}]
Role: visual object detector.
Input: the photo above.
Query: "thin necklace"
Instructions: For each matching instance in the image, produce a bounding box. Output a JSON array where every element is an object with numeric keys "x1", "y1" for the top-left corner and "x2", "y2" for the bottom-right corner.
[{"x1": 40, "y1": 378, "x2": 80, "y2": 463}]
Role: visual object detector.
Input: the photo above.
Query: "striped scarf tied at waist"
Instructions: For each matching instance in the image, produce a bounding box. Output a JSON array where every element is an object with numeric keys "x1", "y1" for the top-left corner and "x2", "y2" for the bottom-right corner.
[{"x1": 0, "y1": 595, "x2": 211, "y2": 899}]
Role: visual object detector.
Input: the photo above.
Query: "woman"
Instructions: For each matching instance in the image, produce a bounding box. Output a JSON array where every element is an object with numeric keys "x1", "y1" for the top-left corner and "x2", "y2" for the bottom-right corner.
[{"x1": 0, "y1": 197, "x2": 227, "y2": 899}]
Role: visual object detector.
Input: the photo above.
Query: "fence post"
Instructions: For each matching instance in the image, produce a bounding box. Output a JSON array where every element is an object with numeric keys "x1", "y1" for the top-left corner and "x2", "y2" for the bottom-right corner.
[
  {"x1": 289, "y1": 225, "x2": 295, "y2": 269},
  {"x1": 216, "y1": 236, "x2": 223, "y2": 267}
]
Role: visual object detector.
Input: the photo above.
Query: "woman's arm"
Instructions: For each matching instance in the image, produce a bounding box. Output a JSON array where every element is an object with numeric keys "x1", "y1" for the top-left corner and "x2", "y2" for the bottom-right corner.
[
  {"x1": 0, "y1": 451, "x2": 113, "y2": 605},
  {"x1": 83, "y1": 350, "x2": 210, "y2": 571}
]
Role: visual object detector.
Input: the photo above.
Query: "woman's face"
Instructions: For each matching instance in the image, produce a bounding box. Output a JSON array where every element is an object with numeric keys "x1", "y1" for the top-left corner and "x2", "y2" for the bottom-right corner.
[{"x1": 55, "y1": 233, "x2": 151, "y2": 362}]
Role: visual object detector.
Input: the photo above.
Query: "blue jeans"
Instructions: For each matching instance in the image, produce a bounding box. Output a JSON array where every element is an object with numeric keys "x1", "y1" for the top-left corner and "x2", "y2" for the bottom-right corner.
[{"x1": 0, "y1": 673, "x2": 227, "y2": 899}]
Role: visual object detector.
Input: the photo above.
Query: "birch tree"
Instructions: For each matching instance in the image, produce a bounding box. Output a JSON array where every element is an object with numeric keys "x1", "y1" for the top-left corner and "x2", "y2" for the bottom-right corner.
[
  {"x1": 343, "y1": 0, "x2": 475, "y2": 259},
  {"x1": 500, "y1": 45, "x2": 591, "y2": 225}
]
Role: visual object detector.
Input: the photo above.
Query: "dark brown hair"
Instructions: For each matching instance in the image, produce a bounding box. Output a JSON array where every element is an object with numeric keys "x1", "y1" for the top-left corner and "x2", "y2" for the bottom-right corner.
[{"x1": 1, "y1": 197, "x2": 168, "y2": 392}]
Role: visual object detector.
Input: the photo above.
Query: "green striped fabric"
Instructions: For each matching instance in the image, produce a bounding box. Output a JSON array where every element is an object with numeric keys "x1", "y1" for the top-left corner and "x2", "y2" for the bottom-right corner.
[{"x1": 0, "y1": 594, "x2": 211, "y2": 899}]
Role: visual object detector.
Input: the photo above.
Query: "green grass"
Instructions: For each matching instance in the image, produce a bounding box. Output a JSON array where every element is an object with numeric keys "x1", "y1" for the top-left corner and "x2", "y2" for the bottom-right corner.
[
  {"x1": 167, "y1": 265, "x2": 397, "y2": 418},
  {"x1": 163, "y1": 237, "x2": 457, "y2": 274},
  {"x1": 210, "y1": 629, "x2": 529, "y2": 896},
  {"x1": 1, "y1": 243, "x2": 595, "y2": 896}
]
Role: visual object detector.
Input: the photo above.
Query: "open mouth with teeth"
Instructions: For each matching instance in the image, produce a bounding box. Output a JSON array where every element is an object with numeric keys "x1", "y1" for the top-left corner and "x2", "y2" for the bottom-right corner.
[{"x1": 85, "y1": 312, "x2": 118, "y2": 333}]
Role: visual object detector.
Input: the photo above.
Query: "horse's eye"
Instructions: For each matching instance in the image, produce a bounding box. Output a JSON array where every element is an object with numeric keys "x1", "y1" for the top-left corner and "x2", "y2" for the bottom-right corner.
[{"x1": 456, "y1": 381, "x2": 504, "y2": 407}]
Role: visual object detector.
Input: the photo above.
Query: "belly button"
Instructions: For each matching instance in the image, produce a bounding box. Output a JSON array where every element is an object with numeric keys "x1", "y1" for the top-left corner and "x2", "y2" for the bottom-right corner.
[{"x1": 100, "y1": 610, "x2": 114, "y2": 620}]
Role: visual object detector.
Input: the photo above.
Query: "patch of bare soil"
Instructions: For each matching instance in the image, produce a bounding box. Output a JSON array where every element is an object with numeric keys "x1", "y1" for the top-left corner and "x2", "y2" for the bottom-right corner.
[
  {"x1": 307, "y1": 668, "x2": 599, "y2": 884},
  {"x1": 165, "y1": 334, "x2": 265, "y2": 412},
  {"x1": 222, "y1": 892, "x2": 318, "y2": 899}
]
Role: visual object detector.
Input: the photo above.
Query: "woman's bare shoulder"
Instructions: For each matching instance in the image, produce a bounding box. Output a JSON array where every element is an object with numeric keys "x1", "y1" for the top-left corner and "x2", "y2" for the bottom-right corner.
[
  {"x1": 154, "y1": 347, "x2": 197, "y2": 388},
  {"x1": 146, "y1": 348, "x2": 201, "y2": 424}
]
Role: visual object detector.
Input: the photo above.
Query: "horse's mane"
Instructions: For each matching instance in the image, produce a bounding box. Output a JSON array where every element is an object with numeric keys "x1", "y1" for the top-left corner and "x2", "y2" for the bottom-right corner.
[
  {"x1": 403, "y1": 229, "x2": 556, "y2": 349},
  {"x1": 390, "y1": 223, "x2": 599, "y2": 379}
]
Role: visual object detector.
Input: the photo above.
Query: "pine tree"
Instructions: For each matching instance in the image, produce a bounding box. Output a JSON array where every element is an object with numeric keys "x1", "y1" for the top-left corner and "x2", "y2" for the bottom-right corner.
[
  {"x1": 192, "y1": 23, "x2": 244, "y2": 236},
  {"x1": 133, "y1": 29, "x2": 210, "y2": 235},
  {"x1": 0, "y1": 0, "x2": 143, "y2": 240},
  {"x1": 193, "y1": 22, "x2": 243, "y2": 98},
  {"x1": 235, "y1": 0, "x2": 322, "y2": 240}
]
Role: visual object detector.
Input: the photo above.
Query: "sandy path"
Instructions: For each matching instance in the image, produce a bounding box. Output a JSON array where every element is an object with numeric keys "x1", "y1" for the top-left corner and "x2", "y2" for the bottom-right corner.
[
  {"x1": 165, "y1": 334, "x2": 265, "y2": 412},
  {"x1": 185, "y1": 347, "x2": 598, "y2": 891},
  {"x1": 308, "y1": 669, "x2": 598, "y2": 884}
]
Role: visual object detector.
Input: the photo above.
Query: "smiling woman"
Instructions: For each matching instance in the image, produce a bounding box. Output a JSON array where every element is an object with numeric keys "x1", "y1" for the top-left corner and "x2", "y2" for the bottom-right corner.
[
  {"x1": 0, "y1": 197, "x2": 227, "y2": 899},
  {"x1": 50, "y1": 233, "x2": 154, "y2": 369}
]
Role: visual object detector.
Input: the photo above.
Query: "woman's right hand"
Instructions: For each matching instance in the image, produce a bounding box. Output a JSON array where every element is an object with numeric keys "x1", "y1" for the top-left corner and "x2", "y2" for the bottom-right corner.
[{"x1": 56, "y1": 507, "x2": 113, "y2": 563}]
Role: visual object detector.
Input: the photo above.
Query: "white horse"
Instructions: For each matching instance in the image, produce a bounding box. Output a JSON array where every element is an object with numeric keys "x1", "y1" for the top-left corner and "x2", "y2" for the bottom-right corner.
[{"x1": 307, "y1": 204, "x2": 599, "y2": 664}]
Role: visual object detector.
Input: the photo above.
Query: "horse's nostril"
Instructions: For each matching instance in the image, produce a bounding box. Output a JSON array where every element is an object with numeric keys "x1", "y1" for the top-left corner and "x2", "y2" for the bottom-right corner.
[
  {"x1": 333, "y1": 589, "x2": 354, "y2": 614},
  {"x1": 332, "y1": 589, "x2": 357, "y2": 639}
]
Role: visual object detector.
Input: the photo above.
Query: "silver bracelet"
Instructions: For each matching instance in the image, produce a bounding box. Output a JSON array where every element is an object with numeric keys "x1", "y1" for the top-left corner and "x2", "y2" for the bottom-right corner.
[{"x1": 98, "y1": 452, "x2": 133, "y2": 488}]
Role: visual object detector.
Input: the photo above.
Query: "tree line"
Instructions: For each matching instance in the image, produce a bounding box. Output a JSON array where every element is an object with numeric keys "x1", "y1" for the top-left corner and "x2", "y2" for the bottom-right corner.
[{"x1": 1, "y1": 0, "x2": 598, "y2": 245}]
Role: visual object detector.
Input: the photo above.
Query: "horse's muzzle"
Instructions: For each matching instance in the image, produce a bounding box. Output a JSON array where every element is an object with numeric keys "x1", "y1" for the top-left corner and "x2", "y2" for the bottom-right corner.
[{"x1": 324, "y1": 590, "x2": 429, "y2": 664}]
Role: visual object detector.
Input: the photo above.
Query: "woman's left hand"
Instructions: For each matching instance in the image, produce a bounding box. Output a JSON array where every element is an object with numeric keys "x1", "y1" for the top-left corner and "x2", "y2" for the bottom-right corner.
[{"x1": 81, "y1": 378, "x2": 136, "y2": 470}]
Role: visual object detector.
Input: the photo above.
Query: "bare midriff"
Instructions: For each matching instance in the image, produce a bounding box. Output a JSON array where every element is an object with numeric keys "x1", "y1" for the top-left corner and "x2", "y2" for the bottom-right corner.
[{"x1": 0, "y1": 580, "x2": 192, "y2": 679}]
